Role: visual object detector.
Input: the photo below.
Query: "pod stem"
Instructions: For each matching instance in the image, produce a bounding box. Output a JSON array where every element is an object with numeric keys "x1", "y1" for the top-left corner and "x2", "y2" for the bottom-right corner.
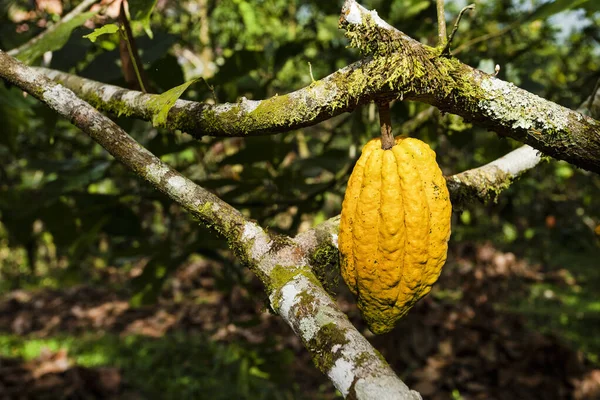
[{"x1": 378, "y1": 101, "x2": 394, "y2": 150}]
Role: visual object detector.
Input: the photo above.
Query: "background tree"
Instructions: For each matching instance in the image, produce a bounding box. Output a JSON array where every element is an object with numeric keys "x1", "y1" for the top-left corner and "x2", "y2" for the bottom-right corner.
[{"x1": 0, "y1": 0, "x2": 599, "y2": 399}]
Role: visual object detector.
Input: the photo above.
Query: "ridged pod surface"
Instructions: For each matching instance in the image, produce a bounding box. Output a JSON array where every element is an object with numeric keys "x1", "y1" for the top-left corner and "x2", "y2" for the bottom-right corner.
[{"x1": 339, "y1": 137, "x2": 452, "y2": 334}]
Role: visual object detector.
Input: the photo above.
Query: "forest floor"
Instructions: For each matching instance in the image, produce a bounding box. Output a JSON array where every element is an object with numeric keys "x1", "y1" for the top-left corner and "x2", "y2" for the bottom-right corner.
[{"x1": 0, "y1": 241, "x2": 599, "y2": 400}]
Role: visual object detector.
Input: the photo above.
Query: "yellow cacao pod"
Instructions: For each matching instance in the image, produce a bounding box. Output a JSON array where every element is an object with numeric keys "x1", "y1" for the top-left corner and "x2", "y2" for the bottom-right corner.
[{"x1": 339, "y1": 137, "x2": 451, "y2": 334}]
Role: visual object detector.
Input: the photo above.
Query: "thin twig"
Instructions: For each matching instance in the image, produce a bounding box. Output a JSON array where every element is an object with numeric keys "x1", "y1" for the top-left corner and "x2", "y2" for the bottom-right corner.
[
  {"x1": 119, "y1": 27, "x2": 147, "y2": 93},
  {"x1": 308, "y1": 61, "x2": 315, "y2": 83},
  {"x1": 118, "y1": 0, "x2": 149, "y2": 93},
  {"x1": 587, "y1": 78, "x2": 600, "y2": 114},
  {"x1": 453, "y1": 23, "x2": 514, "y2": 55},
  {"x1": 436, "y1": 0, "x2": 447, "y2": 47},
  {"x1": 441, "y1": 4, "x2": 475, "y2": 56},
  {"x1": 201, "y1": 78, "x2": 218, "y2": 103}
]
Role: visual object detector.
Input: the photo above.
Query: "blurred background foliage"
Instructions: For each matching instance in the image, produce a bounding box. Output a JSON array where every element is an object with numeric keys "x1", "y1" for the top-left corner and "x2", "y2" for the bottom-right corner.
[{"x1": 0, "y1": 0, "x2": 599, "y2": 398}]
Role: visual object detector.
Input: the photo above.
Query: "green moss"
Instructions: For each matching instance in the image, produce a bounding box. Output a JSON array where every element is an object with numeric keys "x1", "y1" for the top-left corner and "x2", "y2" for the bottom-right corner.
[
  {"x1": 196, "y1": 201, "x2": 214, "y2": 218},
  {"x1": 372, "y1": 348, "x2": 388, "y2": 365},
  {"x1": 307, "y1": 322, "x2": 349, "y2": 372},
  {"x1": 170, "y1": 106, "x2": 198, "y2": 132},
  {"x1": 251, "y1": 95, "x2": 308, "y2": 126},
  {"x1": 447, "y1": 167, "x2": 514, "y2": 207},
  {"x1": 191, "y1": 203, "x2": 267, "y2": 284},
  {"x1": 268, "y1": 264, "x2": 322, "y2": 311},
  {"x1": 197, "y1": 94, "x2": 316, "y2": 138},
  {"x1": 49, "y1": 75, "x2": 135, "y2": 119},
  {"x1": 293, "y1": 291, "x2": 318, "y2": 319},
  {"x1": 342, "y1": 14, "x2": 403, "y2": 57},
  {"x1": 338, "y1": 17, "x2": 486, "y2": 113},
  {"x1": 354, "y1": 352, "x2": 371, "y2": 368},
  {"x1": 309, "y1": 242, "x2": 340, "y2": 298},
  {"x1": 266, "y1": 231, "x2": 294, "y2": 253},
  {"x1": 199, "y1": 106, "x2": 245, "y2": 136}
]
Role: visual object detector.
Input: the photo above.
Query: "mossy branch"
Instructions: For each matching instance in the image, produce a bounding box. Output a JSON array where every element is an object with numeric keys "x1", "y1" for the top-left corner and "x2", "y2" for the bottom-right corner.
[{"x1": 38, "y1": 6, "x2": 600, "y2": 174}]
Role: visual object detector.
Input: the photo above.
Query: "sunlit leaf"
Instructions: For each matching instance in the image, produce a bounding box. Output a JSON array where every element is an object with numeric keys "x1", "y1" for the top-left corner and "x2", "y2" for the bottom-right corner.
[
  {"x1": 146, "y1": 79, "x2": 199, "y2": 127},
  {"x1": 128, "y1": 0, "x2": 158, "y2": 38},
  {"x1": 15, "y1": 11, "x2": 97, "y2": 64},
  {"x1": 82, "y1": 24, "x2": 120, "y2": 43},
  {"x1": 525, "y1": 0, "x2": 591, "y2": 22}
]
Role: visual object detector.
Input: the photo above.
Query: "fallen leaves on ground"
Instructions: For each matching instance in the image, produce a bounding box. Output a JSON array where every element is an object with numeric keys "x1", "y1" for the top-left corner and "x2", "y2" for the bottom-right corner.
[{"x1": 0, "y1": 242, "x2": 598, "y2": 399}]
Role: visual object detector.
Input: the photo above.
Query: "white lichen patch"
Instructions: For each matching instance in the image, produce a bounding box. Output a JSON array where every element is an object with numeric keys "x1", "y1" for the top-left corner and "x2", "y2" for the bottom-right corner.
[
  {"x1": 44, "y1": 69, "x2": 60, "y2": 80},
  {"x1": 299, "y1": 314, "x2": 319, "y2": 342},
  {"x1": 270, "y1": 274, "x2": 333, "y2": 342},
  {"x1": 145, "y1": 163, "x2": 170, "y2": 184},
  {"x1": 81, "y1": 81, "x2": 98, "y2": 96},
  {"x1": 326, "y1": 323, "x2": 414, "y2": 398},
  {"x1": 330, "y1": 358, "x2": 355, "y2": 397},
  {"x1": 277, "y1": 280, "x2": 302, "y2": 323},
  {"x1": 214, "y1": 102, "x2": 237, "y2": 116},
  {"x1": 300, "y1": 82, "x2": 340, "y2": 112},
  {"x1": 331, "y1": 233, "x2": 339, "y2": 249},
  {"x1": 100, "y1": 85, "x2": 120, "y2": 102},
  {"x1": 485, "y1": 145, "x2": 541, "y2": 176},
  {"x1": 241, "y1": 222, "x2": 272, "y2": 262},
  {"x1": 344, "y1": 0, "x2": 363, "y2": 24},
  {"x1": 122, "y1": 90, "x2": 140, "y2": 106},
  {"x1": 43, "y1": 84, "x2": 81, "y2": 116},
  {"x1": 343, "y1": 0, "x2": 394, "y2": 31},
  {"x1": 14, "y1": 63, "x2": 38, "y2": 85},
  {"x1": 167, "y1": 175, "x2": 187, "y2": 191},
  {"x1": 354, "y1": 375, "x2": 416, "y2": 400},
  {"x1": 480, "y1": 77, "x2": 570, "y2": 133},
  {"x1": 240, "y1": 97, "x2": 260, "y2": 113}
]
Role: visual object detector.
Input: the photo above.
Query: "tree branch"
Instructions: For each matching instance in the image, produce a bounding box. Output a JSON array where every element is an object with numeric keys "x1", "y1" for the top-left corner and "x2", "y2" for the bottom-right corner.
[
  {"x1": 0, "y1": 49, "x2": 421, "y2": 400},
  {"x1": 37, "y1": 7, "x2": 600, "y2": 174},
  {"x1": 338, "y1": 0, "x2": 600, "y2": 174},
  {"x1": 582, "y1": 77, "x2": 600, "y2": 119},
  {"x1": 446, "y1": 145, "x2": 541, "y2": 206}
]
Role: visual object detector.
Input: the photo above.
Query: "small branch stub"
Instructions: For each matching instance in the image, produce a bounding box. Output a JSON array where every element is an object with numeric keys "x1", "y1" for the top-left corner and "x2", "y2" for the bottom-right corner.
[
  {"x1": 442, "y1": 4, "x2": 475, "y2": 56},
  {"x1": 436, "y1": 0, "x2": 447, "y2": 47},
  {"x1": 378, "y1": 101, "x2": 394, "y2": 150}
]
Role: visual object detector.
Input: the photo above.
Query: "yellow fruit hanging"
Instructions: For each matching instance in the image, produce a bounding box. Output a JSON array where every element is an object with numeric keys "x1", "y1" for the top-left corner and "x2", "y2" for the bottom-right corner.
[{"x1": 339, "y1": 137, "x2": 452, "y2": 334}]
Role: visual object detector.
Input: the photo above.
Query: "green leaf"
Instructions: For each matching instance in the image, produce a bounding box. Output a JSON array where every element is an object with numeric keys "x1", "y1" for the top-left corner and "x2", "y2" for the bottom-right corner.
[
  {"x1": 128, "y1": 0, "x2": 158, "y2": 38},
  {"x1": 15, "y1": 10, "x2": 97, "y2": 64},
  {"x1": 82, "y1": 24, "x2": 120, "y2": 43},
  {"x1": 147, "y1": 79, "x2": 198, "y2": 127},
  {"x1": 526, "y1": 0, "x2": 591, "y2": 22}
]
